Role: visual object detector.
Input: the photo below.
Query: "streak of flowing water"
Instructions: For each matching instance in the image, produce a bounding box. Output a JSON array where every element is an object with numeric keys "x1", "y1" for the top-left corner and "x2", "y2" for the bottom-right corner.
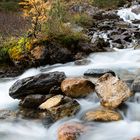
[{"x1": 1, "y1": 4, "x2": 140, "y2": 140}]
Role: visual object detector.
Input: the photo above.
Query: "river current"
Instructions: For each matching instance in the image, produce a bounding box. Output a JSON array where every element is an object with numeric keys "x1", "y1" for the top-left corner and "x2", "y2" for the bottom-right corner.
[{"x1": 1, "y1": 4, "x2": 140, "y2": 140}]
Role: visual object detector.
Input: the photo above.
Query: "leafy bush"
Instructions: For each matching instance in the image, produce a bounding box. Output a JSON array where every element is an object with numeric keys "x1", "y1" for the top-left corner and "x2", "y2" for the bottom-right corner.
[
  {"x1": 8, "y1": 37, "x2": 32, "y2": 61},
  {"x1": 72, "y1": 13, "x2": 93, "y2": 27},
  {"x1": 0, "y1": 37, "x2": 17, "y2": 63}
]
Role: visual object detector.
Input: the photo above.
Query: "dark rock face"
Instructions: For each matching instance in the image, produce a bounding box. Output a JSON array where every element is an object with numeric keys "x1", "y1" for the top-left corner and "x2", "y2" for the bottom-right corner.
[
  {"x1": 0, "y1": 65, "x2": 24, "y2": 78},
  {"x1": 84, "y1": 69, "x2": 116, "y2": 77},
  {"x1": 19, "y1": 94, "x2": 53, "y2": 108},
  {"x1": 17, "y1": 108, "x2": 50, "y2": 120},
  {"x1": 31, "y1": 43, "x2": 74, "y2": 66},
  {"x1": 132, "y1": 6, "x2": 140, "y2": 15},
  {"x1": 9, "y1": 72, "x2": 66, "y2": 99}
]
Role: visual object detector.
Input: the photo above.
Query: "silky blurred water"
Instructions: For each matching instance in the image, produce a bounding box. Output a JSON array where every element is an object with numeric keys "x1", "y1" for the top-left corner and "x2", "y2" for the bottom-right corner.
[{"x1": 1, "y1": 4, "x2": 140, "y2": 140}]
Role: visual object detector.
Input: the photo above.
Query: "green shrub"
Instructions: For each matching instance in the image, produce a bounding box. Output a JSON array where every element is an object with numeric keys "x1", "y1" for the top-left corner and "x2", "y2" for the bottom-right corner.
[
  {"x1": 0, "y1": 47, "x2": 10, "y2": 63},
  {"x1": 72, "y1": 13, "x2": 93, "y2": 27},
  {"x1": 43, "y1": 0, "x2": 89, "y2": 46},
  {"x1": 0, "y1": 0, "x2": 20, "y2": 11},
  {"x1": 8, "y1": 37, "x2": 32, "y2": 61},
  {"x1": 0, "y1": 37, "x2": 17, "y2": 63},
  {"x1": 93, "y1": 0, "x2": 126, "y2": 9}
]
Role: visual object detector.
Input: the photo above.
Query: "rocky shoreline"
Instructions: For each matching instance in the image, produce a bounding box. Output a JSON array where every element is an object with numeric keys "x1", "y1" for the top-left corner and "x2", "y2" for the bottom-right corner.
[
  {"x1": 1, "y1": 0, "x2": 140, "y2": 78},
  {"x1": 1, "y1": 68, "x2": 139, "y2": 139}
]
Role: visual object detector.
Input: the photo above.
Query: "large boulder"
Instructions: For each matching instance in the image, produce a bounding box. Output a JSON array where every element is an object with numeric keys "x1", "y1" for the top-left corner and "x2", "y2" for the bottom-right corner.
[
  {"x1": 83, "y1": 108, "x2": 122, "y2": 122},
  {"x1": 9, "y1": 72, "x2": 66, "y2": 99},
  {"x1": 40, "y1": 96, "x2": 80, "y2": 121},
  {"x1": 61, "y1": 78, "x2": 95, "y2": 98},
  {"x1": 58, "y1": 123, "x2": 87, "y2": 140},
  {"x1": 95, "y1": 73, "x2": 132, "y2": 109}
]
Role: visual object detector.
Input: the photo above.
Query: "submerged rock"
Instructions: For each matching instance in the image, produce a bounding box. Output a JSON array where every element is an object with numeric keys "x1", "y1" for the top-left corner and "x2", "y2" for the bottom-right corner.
[
  {"x1": 17, "y1": 107, "x2": 49, "y2": 120},
  {"x1": 83, "y1": 108, "x2": 122, "y2": 122},
  {"x1": 84, "y1": 69, "x2": 116, "y2": 77},
  {"x1": 133, "y1": 137, "x2": 140, "y2": 140},
  {"x1": 74, "y1": 59, "x2": 91, "y2": 65},
  {"x1": 61, "y1": 78, "x2": 95, "y2": 98},
  {"x1": 58, "y1": 123, "x2": 87, "y2": 140},
  {"x1": 95, "y1": 73, "x2": 132, "y2": 109},
  {"x1": 9, "y1": 72, "x2": 66, "y2": 99},
  {"x1": 131, "y1": 76, "x2": 140, "y2": 92},
  {"x1": 0, "y1": 110, "x2": 16, "y2": 120}
]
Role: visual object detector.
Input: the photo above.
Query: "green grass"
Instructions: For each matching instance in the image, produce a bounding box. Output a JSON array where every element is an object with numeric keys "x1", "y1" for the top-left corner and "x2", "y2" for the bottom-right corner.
[
  {"x1": 0, "y1": 0, "x2": 20, "y2": 11},
  {"x1": 93, "y1": 0, "x2": 126, "y2": 9}
]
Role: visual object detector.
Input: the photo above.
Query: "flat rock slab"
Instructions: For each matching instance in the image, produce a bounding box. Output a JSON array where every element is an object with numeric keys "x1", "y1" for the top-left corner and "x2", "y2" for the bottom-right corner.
[
  {"x1": 9, "y1": 71, "x2": 66, "y2": 99},
  {"x1": 95, "y1": 73, "x2": 132, "y2": 109},
  {"x1": 83, "y1": 108, "x2": 122, "y2": 122},
  {"x1": 39, "y1": 95, "x2": 64, "y2": 110}
]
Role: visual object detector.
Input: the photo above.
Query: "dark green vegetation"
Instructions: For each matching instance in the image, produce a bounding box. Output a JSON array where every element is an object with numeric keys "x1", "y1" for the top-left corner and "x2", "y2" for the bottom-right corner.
[
  {"x1": 0, "y1": 0, "x2": 20, "y2": 11},
  {"x1": 93, "y1": 0, "x2": 127, "y2": 9}
]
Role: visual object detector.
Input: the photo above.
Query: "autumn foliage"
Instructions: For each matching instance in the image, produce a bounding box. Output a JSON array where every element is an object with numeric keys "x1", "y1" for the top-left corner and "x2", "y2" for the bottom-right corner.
[{"x1": 19, "y1": 0, "x2": 52, "y2": 38}]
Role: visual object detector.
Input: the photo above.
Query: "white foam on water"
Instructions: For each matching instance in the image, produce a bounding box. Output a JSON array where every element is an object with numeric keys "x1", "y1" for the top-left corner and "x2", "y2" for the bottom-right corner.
[
  {"x1": 118, "y1": 5, "x2": 140, "y2": 25},
  {"x1": 80, "y1": 121, "x2": 140, "y2": 140}
]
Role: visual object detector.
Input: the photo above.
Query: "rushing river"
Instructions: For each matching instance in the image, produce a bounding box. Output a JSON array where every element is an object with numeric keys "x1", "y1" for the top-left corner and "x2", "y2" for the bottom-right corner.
[{"x1": 1, "y1": 4, "x2": 140, "y2": 140}]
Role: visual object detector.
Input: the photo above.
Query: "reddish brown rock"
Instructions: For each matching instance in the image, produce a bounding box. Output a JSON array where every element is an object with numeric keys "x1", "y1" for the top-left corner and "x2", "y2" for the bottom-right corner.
[
  {"x1": 58, "y1": 123, "x2": 87, "y2": 140},
  {"x1": 61, "y1": 78, "x2": 95, "y2": 98},
  {"x1": 31, "y1": 46, "x2": 45, "y2": 60},
  {"x1": 133, "y1": 137, "x2": 140, "y2": 140}
]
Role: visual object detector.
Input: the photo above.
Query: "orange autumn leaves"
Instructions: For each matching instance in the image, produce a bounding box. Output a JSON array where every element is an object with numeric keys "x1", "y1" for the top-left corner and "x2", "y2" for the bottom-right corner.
[{"x1": 19, "y1": 0, "x2": 52, "y2": 37}]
